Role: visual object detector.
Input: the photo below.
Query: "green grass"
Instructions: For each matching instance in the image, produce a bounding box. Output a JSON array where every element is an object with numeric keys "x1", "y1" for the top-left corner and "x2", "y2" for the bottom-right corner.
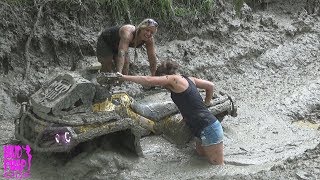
[
  {"x1": 173, "y1": 0, "x2": 215, "y2": 19},
  {"x1": 4, "y1": 0, "x2": 258, "y2": 24},
  {"x1": 2, "y1": 0, "x2": 33, "y2": 6},
  {"x1": 94, "y1": 0, "x2": 216, "y2": 23},
  {"x1": 234, "y1": 0, "x2": 244, "y2": 16}
]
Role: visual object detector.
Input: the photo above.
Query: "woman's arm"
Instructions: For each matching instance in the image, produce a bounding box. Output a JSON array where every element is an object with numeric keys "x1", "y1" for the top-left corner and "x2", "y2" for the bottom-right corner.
[
  {"x1": 117, "y1": 26, "x2": 133, "y2": 73},
  {"x1": 120, "y1": 73, "x2": 172, "y2": 87},
  {"x1": 145, "y1": 38, "x2": 157, "y2": 76},
  {"x1": 190, "y1": 77, "x2": 215, "y2": 105}
]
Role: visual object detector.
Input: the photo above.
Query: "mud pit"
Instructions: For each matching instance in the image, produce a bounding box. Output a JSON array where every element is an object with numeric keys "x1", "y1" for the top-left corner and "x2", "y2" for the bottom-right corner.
[{"x1": 1, "y1": 0, "x2": 320, "y2": 179}]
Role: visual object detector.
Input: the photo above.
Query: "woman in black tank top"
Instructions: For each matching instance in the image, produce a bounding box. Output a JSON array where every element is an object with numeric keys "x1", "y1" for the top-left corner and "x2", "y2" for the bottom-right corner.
[
  {"x1": 96, "y1": 18, "x2": 159, "y2": 75},
  {"x1": 118, "y1": 59, "x2": 224, "y2": 165}
]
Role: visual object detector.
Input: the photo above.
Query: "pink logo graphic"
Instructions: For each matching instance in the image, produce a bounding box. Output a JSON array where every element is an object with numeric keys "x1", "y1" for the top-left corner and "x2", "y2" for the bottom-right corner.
[{"x1": 3, "y1": 145, "x2": 32, "y2": 179}]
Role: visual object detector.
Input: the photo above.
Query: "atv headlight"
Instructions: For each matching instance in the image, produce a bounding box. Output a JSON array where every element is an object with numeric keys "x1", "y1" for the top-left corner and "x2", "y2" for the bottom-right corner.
[
  {"x1": 55, "y1": 131, "x2": 72, "y2": 144},
  {"x1": 39, "y1": 126, "x2": 76, "y2": 146}
]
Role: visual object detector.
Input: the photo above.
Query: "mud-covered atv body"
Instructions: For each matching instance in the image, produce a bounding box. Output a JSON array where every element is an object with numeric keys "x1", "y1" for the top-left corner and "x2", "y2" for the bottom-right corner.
[
  {"x1": 15, "y1": 73, "x2": 143, "y2": 155},
  {"x1": 15, "y1": 57, "x2": 237, "y2": 156}
]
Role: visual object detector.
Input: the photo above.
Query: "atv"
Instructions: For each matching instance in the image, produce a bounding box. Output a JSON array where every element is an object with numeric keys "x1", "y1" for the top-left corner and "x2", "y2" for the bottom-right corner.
[{"x1": 14, "y1": 57, "x2": 237, "y2": 156}]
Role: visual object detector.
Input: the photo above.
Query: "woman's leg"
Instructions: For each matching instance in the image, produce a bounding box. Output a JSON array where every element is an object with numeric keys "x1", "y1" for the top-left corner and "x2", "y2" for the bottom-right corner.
[
  {"x1": 96, "y1": 36, "x2": 114, "y2": 72},
  {"x1": 195, "y1": 140, "x2": 205, "y2": 156},
  {"x1": 202, "y1": 142, "x2": 224, "y2": 165},
  {"x1": 98, "y1": 55, "x2": 114, "y2": 72},
  {"x1": 199, "y1": 120, "x2": 224, "y2": 165}
]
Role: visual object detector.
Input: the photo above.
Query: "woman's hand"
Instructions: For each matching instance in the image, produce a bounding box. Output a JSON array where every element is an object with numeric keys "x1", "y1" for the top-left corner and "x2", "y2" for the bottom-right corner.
[
  {"x1": 116, "y1": 72, "x2": 123, "y2": 77},
  {"x1": 204, "y1": 101, "x2": 213, "y2": 107}
]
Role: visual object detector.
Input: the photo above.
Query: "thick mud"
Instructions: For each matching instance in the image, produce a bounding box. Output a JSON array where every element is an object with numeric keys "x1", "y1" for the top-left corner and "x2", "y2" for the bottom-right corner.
[{"x1": 1, "y1": 0, "x2": 320, "y2": 179}]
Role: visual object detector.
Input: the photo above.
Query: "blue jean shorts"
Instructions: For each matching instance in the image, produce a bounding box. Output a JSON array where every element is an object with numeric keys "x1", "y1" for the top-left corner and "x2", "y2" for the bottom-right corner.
[{"x1": 199, "y1": 120, "x2": 223, "y2": 146}]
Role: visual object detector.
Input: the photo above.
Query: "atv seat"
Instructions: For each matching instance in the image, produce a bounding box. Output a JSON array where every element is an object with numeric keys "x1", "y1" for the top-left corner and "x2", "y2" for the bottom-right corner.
[{"x1": 130, "y1": 100, "x2": 179, "y2": 122}]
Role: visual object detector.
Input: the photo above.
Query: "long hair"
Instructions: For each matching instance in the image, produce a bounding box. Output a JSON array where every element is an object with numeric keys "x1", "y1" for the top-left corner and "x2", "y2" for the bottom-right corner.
[
  {"x1": 134, "y1": 18, "x2": 158, "y2": 62},
  {"x1": 155, "y1": 59, "x2": 179, "y2": 76}
]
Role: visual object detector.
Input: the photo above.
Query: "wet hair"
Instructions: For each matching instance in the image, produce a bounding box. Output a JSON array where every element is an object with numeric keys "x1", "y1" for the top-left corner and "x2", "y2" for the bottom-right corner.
[
  {"x1": 137, "y1": 18, "x2": 159, "y2": 29},
  {"x1": 155, "y1": 59, "x2": 179, "y2": 76},
  {"x1": 134, "y1": 18, "x2": 158, "y2": 62}
]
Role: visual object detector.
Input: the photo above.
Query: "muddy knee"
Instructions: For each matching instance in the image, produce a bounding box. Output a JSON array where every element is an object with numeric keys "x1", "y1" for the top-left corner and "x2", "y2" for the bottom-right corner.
[{"x1": 204, "y1": 143, "x2": 224, "y2": 165}]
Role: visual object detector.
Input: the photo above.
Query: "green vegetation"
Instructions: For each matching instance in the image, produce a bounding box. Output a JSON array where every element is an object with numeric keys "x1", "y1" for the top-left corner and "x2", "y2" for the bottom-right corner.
[
  {"x1": 2, "y1": 0, "x2": 259, "y2": 24},
  {"x1": 234, "y1": 0, "x2": 269, "y2": 16},
  {"x1": 174, "y1": 0, "x2": 214, "y2": 17},
  {"x1": 234, "y1": 0, "x2": 244, "y2": 16},
  {"x1": 95, "y1": 0, "x2": 215, "y2": 24},
  {"x1": 2, "y1": 0, "x2": 33, "y2": 6},
  {"x1": 1, "y1": 0, "x2": 279, "y2": 28}
]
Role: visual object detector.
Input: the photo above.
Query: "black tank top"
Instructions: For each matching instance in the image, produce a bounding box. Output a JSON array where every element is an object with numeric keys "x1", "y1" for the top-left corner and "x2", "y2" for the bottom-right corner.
[
  {"x1": 100, "y1": 26, "x2": 145, "y2": 52},
  {"x1": 170, "y1": 75, "x2": 217, "y2": 137}
]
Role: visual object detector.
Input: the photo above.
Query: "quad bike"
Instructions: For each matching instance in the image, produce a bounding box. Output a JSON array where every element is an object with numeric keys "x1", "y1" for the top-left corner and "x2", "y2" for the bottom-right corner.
[{"x1": 14, "y1": 57, "x2": 237, "y2": 156}]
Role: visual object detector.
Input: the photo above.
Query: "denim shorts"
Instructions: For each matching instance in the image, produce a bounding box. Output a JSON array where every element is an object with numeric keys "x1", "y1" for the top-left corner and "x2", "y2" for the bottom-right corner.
[{"x1": 199, "y1": 120, "x2": 223, "y2": 146}]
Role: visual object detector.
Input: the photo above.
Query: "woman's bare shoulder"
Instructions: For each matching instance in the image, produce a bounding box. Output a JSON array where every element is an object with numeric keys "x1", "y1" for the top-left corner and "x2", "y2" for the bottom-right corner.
[{"x1": 121, "y1": 24, "x2": 135, "y2": 30}]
